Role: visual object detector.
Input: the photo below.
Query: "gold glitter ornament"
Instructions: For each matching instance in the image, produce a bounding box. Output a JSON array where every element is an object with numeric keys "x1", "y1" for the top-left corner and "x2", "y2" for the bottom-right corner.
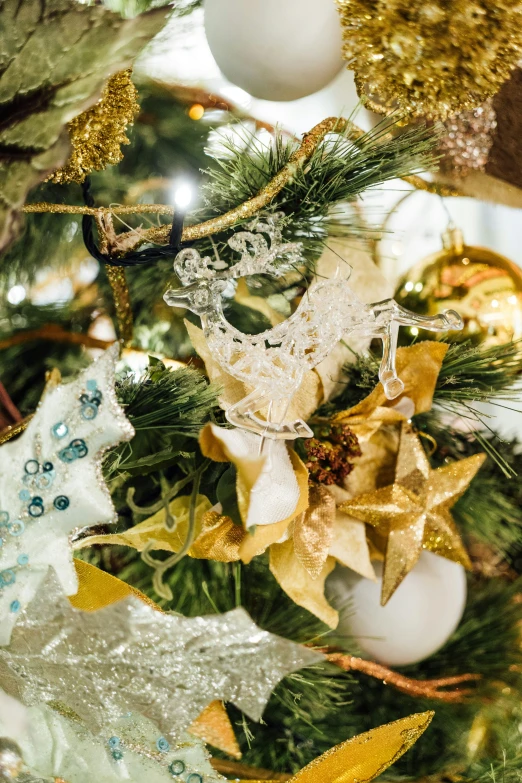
[
  {"x1": 50, "y1": 70, "x2": 140, "y2": 184},
  {"x1": 395, "y1": 227, "x2": 522, "y2": 346},
  {"x1": 337, "y1": 0, "x2": 522, "y2": 118},
  {"x1": 340, "y1": 422, "x2": 485, "y2": 605}
]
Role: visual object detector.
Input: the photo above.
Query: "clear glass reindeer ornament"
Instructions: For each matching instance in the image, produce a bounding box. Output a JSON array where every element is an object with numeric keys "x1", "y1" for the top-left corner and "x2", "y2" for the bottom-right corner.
[{"x1": 164, "y1": 215, "x2": 463, "y2": 441}]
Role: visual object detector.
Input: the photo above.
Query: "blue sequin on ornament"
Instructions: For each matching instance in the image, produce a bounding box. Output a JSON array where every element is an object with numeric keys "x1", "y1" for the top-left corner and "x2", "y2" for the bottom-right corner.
[
  {"x1": 24, "y1": 460, "x2": 39, "y2": 475},
  {"x1": 156, "y1": 737, "x2": 170, "y2": 753},
  {"x1": 53, "y1": 495, "x2": 70, "y2": 511},
  {"x1": 80, "y1": 402, "x2": 98, "y2": 420},
  {"x1": 52, "y1": 422, "x2": 69, "y2": 440},
  {"x1": 18, "y1": 489, "x2": 31, "y2": 501},
  {"x1": 17, "y1": 554, "x2": 29, "y2": 566},
  {"x1": 169, "y1": 761, "x2": 185, "y2": 776},
  {"x1": 86, "y1": 379, "x2": 98, "y2": 392},
  {"x1": 28, "y1": 497, "x2": 44, "y2": 517},
  {"x1": 0, "y1": 512, "x2": 9, "y2": 525},
  {"x1": 35, "y1": 469, "x2": 55, "y2": 490},
  {"x1": 0, "y1": 570, "x2": 16, "y2": 587},
  {"x1": 8, "y1": 521, "x2": 24, "y2": 537},
  {"x1": 80, "y1": 388, "x2": 103, "y2": 421},
  {"x1": 187, "y1": 774, "x2": 203, "y2": 783},
  {"x1": 10, "y1": 600, "x2": 20, "y2": 613},
  {"x1": 111, "y1": 750, "x2": 124, "y2": 761},
  {"x1": 59, "y1": 439, "x2": 88, "y2": 463},
  {"x1": 108, "y1": 737, "x2": 120, "y2": 749}
]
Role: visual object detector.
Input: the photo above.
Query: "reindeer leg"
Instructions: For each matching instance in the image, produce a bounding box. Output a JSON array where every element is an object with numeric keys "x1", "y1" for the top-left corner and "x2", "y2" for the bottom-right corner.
[
  {"x1": 377, "y1": 320, "x2": 405, "y2": 401},
  {"x1": 390, "y1": 303, "x2": 463, "y2": 332},
  {"x1": 226, "y1": 391, "x2": 312, "y2": 440}
]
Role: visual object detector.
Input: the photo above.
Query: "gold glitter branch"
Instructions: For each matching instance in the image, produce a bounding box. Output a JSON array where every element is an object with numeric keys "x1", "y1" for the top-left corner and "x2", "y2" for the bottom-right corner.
[{"x1": 23, "y1": 117, "x2": 462, "y2": 257}]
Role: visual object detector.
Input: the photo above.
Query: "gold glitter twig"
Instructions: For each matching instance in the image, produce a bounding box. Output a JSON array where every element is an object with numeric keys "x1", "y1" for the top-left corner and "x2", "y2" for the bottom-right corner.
[
  {"x1": 22, "y1": 117, "x2": 463, "y2": 258},
  {"x1": 22, "y1": 203, "x2": 175, "y2": 216},
  {"x1": 325, "y1": 652, "x2": 481, "y2": 702},
  {"x1": 95, "y1": 213, "x2": 134, "y2": 346}
]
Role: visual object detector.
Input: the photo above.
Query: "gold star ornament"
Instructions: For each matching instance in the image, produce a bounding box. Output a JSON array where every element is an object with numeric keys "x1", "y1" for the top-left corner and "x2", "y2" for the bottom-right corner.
[{"x1": 340, "y1": 423, "x2": 485, "y2": 605}]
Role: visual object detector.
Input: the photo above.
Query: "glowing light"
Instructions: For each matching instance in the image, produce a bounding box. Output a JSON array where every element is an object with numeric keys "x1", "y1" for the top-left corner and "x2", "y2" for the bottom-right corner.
[
  {"x1": 189, "y1": 103, "x2": 205, "y2": 120},
  {"x1": 491, "y1": 299, "x2": 499, "y2": 308},
  {"x1": 508, "y1": 294, "x2": 518, "y2": 305},
  {"x1": 462, "y1": 257, "x2": 470, "y2": 265},
  {"x1": 7, "y1": 285, "x2": 26, "y2": 305},
  {"x1": 172, "y1": 181, "x2": 194, "y2": 209},
  {"x1": 410, "y1": 327, "x2": 419, "y2": 336},
  {"x1": 414, "y1": 282, "x2": 424, "y2": 292},
  {"x1": 404, "y1": 281, "x2": 414, "y2": 292}
]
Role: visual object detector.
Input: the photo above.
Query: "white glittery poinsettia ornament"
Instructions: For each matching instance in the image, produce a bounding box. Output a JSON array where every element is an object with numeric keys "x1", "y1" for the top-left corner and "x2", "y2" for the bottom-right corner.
[{"x1": 0, "y1": 346, "x2": 134, "y2": 644}]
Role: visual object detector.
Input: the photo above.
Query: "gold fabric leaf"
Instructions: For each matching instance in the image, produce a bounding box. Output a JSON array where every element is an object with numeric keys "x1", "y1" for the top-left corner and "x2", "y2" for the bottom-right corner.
[
  {"x1": 189, "y1": 701, "x2": 242, "y2": 760},
  {"x1": 75, "y1": 494, "x2": 213, "y2": 555},
  {"x1": 292, "y1": 484, "x2": 337, "y2": 580},
  {"x1": 334, "y1": 342, "x2": 449, "y2": 441},
  {"x1": 192, "y1": 511, "x2": 246, "y2": 562},
  {"x1": 69, "y1": 559, "x2": 160, "y2": 613},
  {"x1": 270, "y1": 541, "x2": 339, "y2": 628}
]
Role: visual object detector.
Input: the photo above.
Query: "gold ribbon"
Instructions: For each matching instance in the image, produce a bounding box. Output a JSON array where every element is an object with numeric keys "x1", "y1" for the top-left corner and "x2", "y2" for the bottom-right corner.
[{"x1": 334, "y1": 341, "x2": 449, "y2": 442}]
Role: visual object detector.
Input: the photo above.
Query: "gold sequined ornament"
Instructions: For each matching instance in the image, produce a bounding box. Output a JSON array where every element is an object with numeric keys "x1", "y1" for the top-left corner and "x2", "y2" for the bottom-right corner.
[
  {"x1": 337, "y1": 0, "x2": 522, "y2": 119},
  {"x1": 49, "y1": 70, "x2": 140, "y2": 185},
  {"x1": 340, "y1": 422, "x2": 485, "y2": 605},
  {"x1": 395, "y1": 227, "x2": 522, "y2": 346},
  {"x1": 439, "y1": 99, "x2": 497, "y2": 176}
]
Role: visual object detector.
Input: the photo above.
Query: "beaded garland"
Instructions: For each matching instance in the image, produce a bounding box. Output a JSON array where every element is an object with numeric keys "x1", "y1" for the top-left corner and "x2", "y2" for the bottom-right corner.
[
  {"x1": 107, "y1": 731, "x2": 205, "y2": 780},
  {"x1": 0, "y1": 346, "x2": 134, "y2": 645}
]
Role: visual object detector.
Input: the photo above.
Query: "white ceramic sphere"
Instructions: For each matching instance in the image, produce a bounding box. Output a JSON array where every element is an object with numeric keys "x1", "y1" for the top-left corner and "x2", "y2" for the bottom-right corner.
[
  {"x1": 204, "y1": 0, "x2": 345, "y2": 101},
  {"x1": 327, "y1": 551, "x2": 467, "y2": 666}
]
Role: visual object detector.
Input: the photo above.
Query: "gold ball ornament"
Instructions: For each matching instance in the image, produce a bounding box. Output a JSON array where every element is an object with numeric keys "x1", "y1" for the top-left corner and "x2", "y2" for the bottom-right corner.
[
  {"x1": 49, "y1": 69, "x2": 140, "y2": 185},
  {"x1": 395, "y1": 228, "x2": 522, "y2": 345},
  {"x1": 337, "y1": 0, "x2": 522, "y2": 119}
]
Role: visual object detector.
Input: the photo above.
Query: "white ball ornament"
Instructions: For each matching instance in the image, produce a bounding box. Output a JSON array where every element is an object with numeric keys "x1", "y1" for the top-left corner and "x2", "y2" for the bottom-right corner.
[
  {"x1": 327, "y1": 551, "x2": 467, "y2": 666},
  {"x1": 204, "y1": 0, "x2": 345, "y2": 102}
]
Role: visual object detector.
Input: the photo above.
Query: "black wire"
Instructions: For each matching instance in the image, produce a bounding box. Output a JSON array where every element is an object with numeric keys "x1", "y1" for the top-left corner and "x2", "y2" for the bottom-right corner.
[{"x1": 81, "y1": 178, "x2": 186, "y2": 267}]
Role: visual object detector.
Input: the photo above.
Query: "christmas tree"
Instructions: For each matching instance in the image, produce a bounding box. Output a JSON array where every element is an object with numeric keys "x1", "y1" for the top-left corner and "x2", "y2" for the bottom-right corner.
[{"x1": 1, "y1": 1, "x2": 522, "y2": 781}]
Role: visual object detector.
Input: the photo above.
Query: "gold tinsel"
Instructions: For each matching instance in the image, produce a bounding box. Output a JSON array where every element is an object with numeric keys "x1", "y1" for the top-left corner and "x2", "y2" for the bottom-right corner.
[
  {"x1": 50, "y1": 69, "x2": 140, "y2": 184},
  {"x1": 337, "y1": 0, "x2": 522, "y2": 119}
]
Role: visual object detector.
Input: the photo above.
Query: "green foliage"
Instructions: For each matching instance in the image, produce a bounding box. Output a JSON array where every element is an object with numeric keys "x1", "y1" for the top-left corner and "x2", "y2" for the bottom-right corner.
[{"x1": 194, "y1": 119, "x2": 438, "y2": 268}]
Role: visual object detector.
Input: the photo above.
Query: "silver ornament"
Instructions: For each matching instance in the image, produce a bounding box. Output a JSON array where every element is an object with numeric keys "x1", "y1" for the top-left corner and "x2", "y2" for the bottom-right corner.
[{"x1": 0, "y1": 738, "x2": 23, "y2": 782}]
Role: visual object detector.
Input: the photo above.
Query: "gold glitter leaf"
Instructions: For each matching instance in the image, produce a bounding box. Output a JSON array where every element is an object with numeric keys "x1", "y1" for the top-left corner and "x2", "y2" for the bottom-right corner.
[
  {"x1": 337, "y1": 0, "x2": 522, "y2": 118},
  {"x1": 287, "y1": 711, "x2": 434, "y2": 783},
  {"x1": 50, "y1": 70, "x2": 140, "y2": 185}
]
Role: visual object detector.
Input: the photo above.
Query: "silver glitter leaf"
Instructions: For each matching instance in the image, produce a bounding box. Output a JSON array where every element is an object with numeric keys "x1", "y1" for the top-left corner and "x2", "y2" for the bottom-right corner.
[
  {"x1": 0, "y1": 345, "x2": 134, "y2": 645},
  {"x1": 0, "y1": 572, "x2": 323, "y2": 739}
]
